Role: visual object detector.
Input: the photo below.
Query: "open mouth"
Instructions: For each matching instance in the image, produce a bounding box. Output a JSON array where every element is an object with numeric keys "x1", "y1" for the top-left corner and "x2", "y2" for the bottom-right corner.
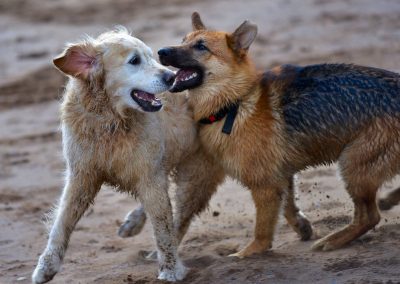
[
  {"x1": 170, "y1": 68, "x2": 204, "y2": 93},
  {"x1": 130, "y1": 90, "x2": 162, "y2": 112}
]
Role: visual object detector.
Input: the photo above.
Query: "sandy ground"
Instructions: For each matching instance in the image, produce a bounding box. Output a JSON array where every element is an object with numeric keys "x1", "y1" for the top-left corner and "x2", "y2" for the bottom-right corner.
[{"x1": 1, "y1": 0, "x2": 400, "y2": 283}]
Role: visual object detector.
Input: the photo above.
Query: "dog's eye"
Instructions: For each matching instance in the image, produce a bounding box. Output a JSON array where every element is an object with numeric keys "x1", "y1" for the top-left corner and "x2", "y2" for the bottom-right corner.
[
  {"x1": 128, "y1": 56, "x2": 141, "y2": 65},
  {"x1": 193, "y1": 41, "x2": 208, "y2": 51}
]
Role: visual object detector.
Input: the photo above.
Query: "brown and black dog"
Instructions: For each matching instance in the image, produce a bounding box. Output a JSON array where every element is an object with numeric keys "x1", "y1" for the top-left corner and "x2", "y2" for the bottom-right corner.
[{"x1": 158, "y1": 12, "x2": 400, "y2": 257}]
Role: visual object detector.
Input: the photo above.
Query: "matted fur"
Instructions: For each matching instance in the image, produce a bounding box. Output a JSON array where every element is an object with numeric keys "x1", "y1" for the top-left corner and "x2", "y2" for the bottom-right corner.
[
  {"x1": 32, "y1": 28, "x2": 224, "y2": 283},
  {"x1": 157, "y1": 12, "x2": 400, "y2": 257}
]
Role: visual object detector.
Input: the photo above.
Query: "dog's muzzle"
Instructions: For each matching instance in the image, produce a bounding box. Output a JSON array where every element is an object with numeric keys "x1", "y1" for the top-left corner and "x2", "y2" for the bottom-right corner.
[
  {"x1": 158, "y1": 47, "x2": 176, "y2": 66},
  {"x1": 158, "y1": 47, "x2": 205, "y2": 93}
]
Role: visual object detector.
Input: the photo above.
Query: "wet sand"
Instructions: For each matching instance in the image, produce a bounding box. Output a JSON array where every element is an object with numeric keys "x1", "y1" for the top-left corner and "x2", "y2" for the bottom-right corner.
[{"x1": 1, "y1": 0, "x2": 399, "y2": 283}]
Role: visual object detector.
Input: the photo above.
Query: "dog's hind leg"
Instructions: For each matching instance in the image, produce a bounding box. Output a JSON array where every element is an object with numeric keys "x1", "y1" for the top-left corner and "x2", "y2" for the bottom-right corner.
[
  {"x1": 174, "y1": 148, "x2": 225, "y2": 243},
  {"x1": 312, "y1": 181, "x2": 380, "y2": 251},
  {"x1": 379, "y1": 187, "x2": 400, "y2": 211},
  {"x1": 283, "y1": 176, "x2": 313, "y2": 241},
  {"x1": 32, "y1": 173, "x2": 102, "y2": 284},
  {"x1": 312, "y1": 119, "x2": 400, "y2": 251},
  {"x1": 118, "y1": 205, "x2": 147, "y2": 238},
  {"x1": 312, "y1": 130, "x2": 390, "y2": 251}
]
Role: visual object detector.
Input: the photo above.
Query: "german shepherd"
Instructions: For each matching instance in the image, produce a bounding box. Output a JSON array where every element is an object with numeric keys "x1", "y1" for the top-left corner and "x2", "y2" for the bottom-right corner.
[
  {"x1": 32, "y1": 28, "x2": 225, "y2": 283},
  {"x1": 158, "y1": 12, "x2": 400, "y2": 257}
]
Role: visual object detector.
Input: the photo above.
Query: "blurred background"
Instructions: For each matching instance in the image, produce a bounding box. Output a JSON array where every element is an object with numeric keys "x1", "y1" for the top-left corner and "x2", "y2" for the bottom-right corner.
[{"x1": 1, "y1": 0, "x2": 399, "y2": 283}]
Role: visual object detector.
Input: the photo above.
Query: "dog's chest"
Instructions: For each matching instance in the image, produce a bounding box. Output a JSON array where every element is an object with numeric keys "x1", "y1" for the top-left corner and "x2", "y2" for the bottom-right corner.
[
  {"x1": 199, "y1": 124, "x2": 245, "y2": 179},
  {"x1": 76, "y1": 130, "x2": 163, "y2": 192},
  {"x1": 199, "y1": 117, "x2": 286, "y2": 188}
]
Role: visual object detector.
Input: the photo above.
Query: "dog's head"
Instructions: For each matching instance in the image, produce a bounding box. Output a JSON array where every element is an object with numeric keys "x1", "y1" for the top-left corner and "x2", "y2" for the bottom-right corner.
[
  {"x1": 158, "y1": 12, "x2": 257, "y2": 94},
  {"x1": 53, "y1": 28, "x2": 175, "y2": 112}
]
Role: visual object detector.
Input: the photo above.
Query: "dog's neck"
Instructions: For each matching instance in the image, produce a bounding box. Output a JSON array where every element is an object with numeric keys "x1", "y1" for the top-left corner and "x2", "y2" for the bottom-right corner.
[
  {"x1": 61, "y1": 79, "x2": 147, "y2": 136},
  {"x1": 188, "y1": 69, "x2": 260, "y2": 122}
]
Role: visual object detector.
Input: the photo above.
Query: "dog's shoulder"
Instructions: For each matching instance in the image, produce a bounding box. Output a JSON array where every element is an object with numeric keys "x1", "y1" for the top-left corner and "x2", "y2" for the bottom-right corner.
[{"x1": 260, "y1": 64, "x2": 301, "y2": 93}]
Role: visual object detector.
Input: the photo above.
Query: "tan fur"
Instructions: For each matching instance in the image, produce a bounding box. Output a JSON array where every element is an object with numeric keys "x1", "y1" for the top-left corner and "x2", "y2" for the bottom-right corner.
[
  {"x1": 167, "y1": 26, "x2": 295, "y2": 256},
  {"x1": 157, "y1": 13, "x2": 400, "y2": 257},
  {"x1": 32, "y1": 29, "x2": 224, "y2": 283}
]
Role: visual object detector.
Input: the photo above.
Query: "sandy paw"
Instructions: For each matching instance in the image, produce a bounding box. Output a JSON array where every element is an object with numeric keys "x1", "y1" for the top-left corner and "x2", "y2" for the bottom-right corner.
[
  {"x1": 378, "y1": 198, "x2": 394, "y2": 211},
  {"x1": 118, "y1": 207, "x2": 147, "y2": 238},
  {"x1": 228, "y1": 252, "x2": 245, "y2": 259},
  {"x1": 138, "y1": 250, "x2": 158, "y2": 261},
  {"x1": 228, "y1": 240, "x2": 271, "y2": 258},
  {"x1": 297, "y1": 214, "x2": 314, "y2": 241},
  {"x1": 158, "y1": 261, "x2": 188, "y2": 281},
  {"x1": 311, "y1": 237, "x2": 338, "y2": 251},
  {"x1": 32, "y1": 251, "x2": 62, "y2": 284}
]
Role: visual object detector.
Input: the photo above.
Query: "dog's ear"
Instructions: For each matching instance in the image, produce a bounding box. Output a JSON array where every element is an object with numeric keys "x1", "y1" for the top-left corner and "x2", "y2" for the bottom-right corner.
[
  {"x1": 227, "y1": 20, "x2": 258, "y2": 54},
  {"x1": 192, "y1": 12, "x2": 206, "y2": 31},
  {"x1": 53, "y1": 43, "x2": 98, "y2": 80}
]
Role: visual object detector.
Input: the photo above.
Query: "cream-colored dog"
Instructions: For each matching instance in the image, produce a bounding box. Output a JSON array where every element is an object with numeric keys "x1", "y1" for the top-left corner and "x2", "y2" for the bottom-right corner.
[{"x1": 32, "y1": 28, "x2": 224, "y2": 283}]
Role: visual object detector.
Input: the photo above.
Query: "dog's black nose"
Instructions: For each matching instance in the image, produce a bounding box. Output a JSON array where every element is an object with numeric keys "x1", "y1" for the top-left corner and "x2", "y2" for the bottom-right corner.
[
  {"x1": 162, "y1": 71, "x2": 176, "y2": 86},
  {"x1": 158, "y1": 48, "x2": 173, "y2": 57}
]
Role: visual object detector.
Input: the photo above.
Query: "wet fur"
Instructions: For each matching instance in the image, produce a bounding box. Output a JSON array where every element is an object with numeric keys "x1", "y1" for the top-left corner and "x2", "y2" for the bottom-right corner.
[
  {"x1": 158, "y1": 13, "x2": 400, "y2": 256},
  {"x1": 32, "y1": 29, "x2": 224, "y2": 283}
]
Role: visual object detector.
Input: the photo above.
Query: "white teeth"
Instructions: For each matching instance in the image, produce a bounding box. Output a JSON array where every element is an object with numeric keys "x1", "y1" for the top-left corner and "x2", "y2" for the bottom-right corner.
[
  {"x1": 151, "y1": 100, "x2": 161, "y2": 106},
  {"x1": 188, "y1": 73, "x2": 198, "y2": 79},
  {"x1": 180, "y1": 72, "x2": 198, "y2": 81}
]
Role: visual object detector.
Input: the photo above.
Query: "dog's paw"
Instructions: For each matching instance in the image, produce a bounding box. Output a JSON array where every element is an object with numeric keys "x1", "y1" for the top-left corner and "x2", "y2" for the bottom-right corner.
[
  {"x1": 138, "y1": 250, "x2": 158, "y2": 261},
  {"x1": 228, "y1": 239, "x2": 271, "y2": 258},
  {"x1": 228, "y1": 252, "x2": 245, "y2": 259},
  {"x1": 378, "y1": 198, "x2": 394, "y2": 211},
  {"x1": 118, "y1": 207, "x2": 147, "y2": 238},
  {"x1": 158, "y1": 261, "x2": 188, "y2": 282},
  {"x1": 174, "y1": 261, "x2": 188, "y2": 280},
  {"x1": 311, "y1": 234, "x2": 343, "y2": 251},
  {"x1": 32, "y1": 250, "x2": 62, "y2": 284},
  {"x1": 297, "y1": 213, "x2": 314, "y2": 241},
  {"x1": 311, "y1": 237, "x2": 334, "y2": 251}
]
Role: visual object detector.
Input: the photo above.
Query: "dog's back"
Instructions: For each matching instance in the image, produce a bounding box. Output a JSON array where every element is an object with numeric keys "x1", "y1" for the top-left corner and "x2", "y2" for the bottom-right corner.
[
  {"x1": 277, "y1": 64, "x2": 400, "y2": 136},
  {"x1": 263, "y1": 64, "x2": 400, "y2": 166}
]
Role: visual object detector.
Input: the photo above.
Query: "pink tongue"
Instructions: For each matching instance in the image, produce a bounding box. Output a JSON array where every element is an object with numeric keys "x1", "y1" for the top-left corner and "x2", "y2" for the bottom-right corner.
[{"x1": 136, "y1": 91, "x2": 155, "y2": 101}]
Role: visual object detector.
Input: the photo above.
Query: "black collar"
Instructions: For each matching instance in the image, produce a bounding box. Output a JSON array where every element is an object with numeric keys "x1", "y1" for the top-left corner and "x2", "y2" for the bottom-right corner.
[{"x1": 198, "y1": 102, "x2": 240, "y2": 135}]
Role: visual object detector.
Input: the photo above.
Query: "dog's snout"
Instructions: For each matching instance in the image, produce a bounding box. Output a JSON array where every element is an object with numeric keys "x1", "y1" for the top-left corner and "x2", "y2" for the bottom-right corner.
[
  {"x1": 162, "y1": 71, "x2": 176, "y2": 86},
  {"x1": 158, "y1": 47, "x2": 178, "y2": 66},
  {"x1": 158, "y1": 48, "x2": 173, "y2": 57}
]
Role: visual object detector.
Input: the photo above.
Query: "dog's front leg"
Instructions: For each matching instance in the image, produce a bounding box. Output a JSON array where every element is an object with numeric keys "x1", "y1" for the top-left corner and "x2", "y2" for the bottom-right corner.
[
  {"x1": 138, "y1": 175, "x2": 187, "y2": 281},
  {"x1": 32, "y1": 173, "x2": 101, "y2": 284},
  {"x1": 230, "y1": 186, "x2": 283, "y2": 258}
]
